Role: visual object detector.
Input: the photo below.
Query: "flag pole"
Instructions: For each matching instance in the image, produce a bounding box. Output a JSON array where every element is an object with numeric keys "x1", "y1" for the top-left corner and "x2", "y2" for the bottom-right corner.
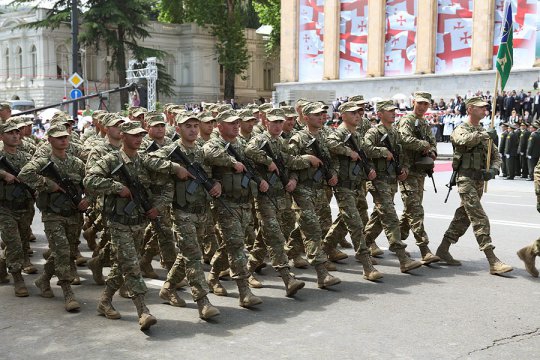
[{"x1": 484, "y1": 71, "x2": 500, "y2": 192}]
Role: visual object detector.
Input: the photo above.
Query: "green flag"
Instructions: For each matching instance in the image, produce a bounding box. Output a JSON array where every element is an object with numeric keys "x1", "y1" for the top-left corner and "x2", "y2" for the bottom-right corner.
[{"x1": 496, "y1": 3, "x2": 513, "y2": 90}]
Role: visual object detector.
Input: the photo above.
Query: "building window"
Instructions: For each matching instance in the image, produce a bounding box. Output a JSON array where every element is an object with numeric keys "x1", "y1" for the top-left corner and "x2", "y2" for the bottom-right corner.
[
  {"x1": 5, "y1": 49, "x2": 9, "y2": 78},
  {"x1": 30, "y1": 45, "x2": 37, "y2": 78},
  {"x1": 263, "y1": 63, "x2": 273, "y2": 91},
  {"x1": 56, "y1": 45, "x2": 70, "y2": 79},
  {"x1": 16, "y1": 47, "x2": 22, "y2": 78}
]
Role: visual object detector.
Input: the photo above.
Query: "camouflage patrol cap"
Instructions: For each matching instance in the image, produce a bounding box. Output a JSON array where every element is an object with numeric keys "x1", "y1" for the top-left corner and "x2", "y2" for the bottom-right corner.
[
  {"x1": 465, "y1": 96, "x2": 488, "y2": 107},
  {"x1": 119, "y1": 121, "x2": 147, "y2": 135},
  {"x1": 258, "y1": 103, "x2": 273, "y2": 113},
  {"x1": 163, "y1": 103, "x2": 176, "y2": 112},
  {"x1": 176, "y1": 112, "x2": 199, "y2": 124},
  {"x1": 197, "y1": 111, "x2": 215, "y2": 123},
  {"x1": 92, "y1": 110, "x2": 105, "y2": 120},
  {"x1": 215, "y1": 109, "x2": 241, "y2": 123},
  {"x1": 376, "y1": 100, "x2": 397, "y2": 112},
  {"x1": 0, "y1": 101, "x2": 11, "y2": 110},
  {"x1": 215, "y1": 104, "x2": 233, "y2": 113},
  {"x1": 94, "y1": 111, "x2": 108, "y2": 125},
  {"x1": 338, "y1": 101, "x2": 361, "y2": 113},
  {"x1": 21, "y1": 115, "x2": 34, "y2": 126},
  {"x1": 246, "y1": 104, "x2": 260, "y2": 114},
  {"x1": 348, "y1": 95, "x2": 367, "y2": 105},
  {"x1": 50, "y1": 112, "x2": 71, "y2": 127},
  {"x1": 237, "y1": 108, "x2": 257, "y2": 121},
  {"x1": 9, "y1": 116, "x2": 26, "y2": 129},
  {"x1": 47, "y1": 124, "x2": 70, "y2": 138},
  {"x1": 146, "y1": 112, "x2": 166, "y2": 127},
  {"x1": 302, "y1": 102, "x2": 327, "y2": 115},
  {"x1": 206, "y1": 103, "x2": 218, "y2": 112},
  {"x1": 266, "y1": 108, "x2": 286, "y2": 122},
  {"x1": 202, "y1": 103, "x2": 215, "y2": 111},
  {"x1": 105, "y1": 114, "x2": 125, "y2": 127},
  {"x1": 531, "y1": 121, "x2": 540, "y2": 129},
  {"x1": 132, "y1": 107, "x2": 147, "y2": 118},
  {"x1": 280, "y1": 106, "x2": 297, "y2": 117},
  {"x1": 295, "y1": 98, "x2": 310, "y2": 108},
  {"x1": 413, "y1": 91, "x2": 432, "y2": 103},
  {"x1": 0, "y1": 121, "x2": 19, "y2": 134}
]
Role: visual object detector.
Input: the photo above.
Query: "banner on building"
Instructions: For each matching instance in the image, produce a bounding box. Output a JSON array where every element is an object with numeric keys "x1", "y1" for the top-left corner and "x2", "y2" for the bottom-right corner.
[
  {"x1": 298, "y1": 0, "x2": 325, "y2": 82},
  {"x1": 435, "y1": 0, "x2": 474, "y2": 74},
  {"x1": 339, "y1": 0, "x2": 369, "y2": 80},
  {"x1": 494, "y1": 0, "x2": 537, "y2": 69},
  {"x1": 384, "y1": 0, "x2": 418, "y2": 76}
]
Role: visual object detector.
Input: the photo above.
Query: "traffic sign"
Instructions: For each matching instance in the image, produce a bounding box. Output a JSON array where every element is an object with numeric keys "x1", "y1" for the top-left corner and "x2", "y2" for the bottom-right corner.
[
  {"x1": 70, "y1": 88, "x2": 83, "y2": 100},
  {"x1": 68, "y1": 72, "x2": 84, "y2": 88}
]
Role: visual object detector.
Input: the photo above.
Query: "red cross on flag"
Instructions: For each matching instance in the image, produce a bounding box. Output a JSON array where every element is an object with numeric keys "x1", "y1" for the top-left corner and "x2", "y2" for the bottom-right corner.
[
  {"x1": 298, "y1": 0, "x2": 325, "y2": 82},
  {"x1": 384, "y1": 0, "x2": 417, "y2": 76},
  {"x1": 339, "y1": 0, "x2": 369, "y2": 79}
]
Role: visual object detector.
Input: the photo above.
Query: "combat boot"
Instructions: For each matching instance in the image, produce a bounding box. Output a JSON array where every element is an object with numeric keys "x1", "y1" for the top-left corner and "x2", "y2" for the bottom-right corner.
[
  {"x1": 196, "y1": 296, "x2": 220, "y2": 320},
  {"x1": 326, "y1": 247, "x2": 348, "y2": 262},
  {"x1": 119, "y1": 284, "x2": 131, "y2": 298},
  {"x1": 236, "y1": 279, "x2": 262, "y2": 308},
  {"x1": 355, "y1": 253, "x2": 379, "y2": 265},
  {"x1": 278, "y1": 268, "x2": 305, "y2": 297},
  {"x1": 207, "y1": 272, "x2": 227, "y2": 296},
  {"x1": 75, "y1": 249, "x2": 87, "y2": 266},
  {"x1": 248, "y1": 274, "x2": 263, "y2": 288},
  {"x1": 324, "y1": 261, "x2": 337, "y2": 271},
  {"x1": 315, "y1": 263, "x2": 341, "y2": 289},
  {"x1": 70, "y1": 262, "x2": 81, "y2": 285},
  {"x1": 159, "y1": 281, "x2": 186, "y2": 307},
  {"x1": 370, "y1": 242, "x2": 384, "y2": 257},
  {"x1": 12, "y1": 272, "x2": 29, "y2": 297},
  {"x1": 83, "y1": 226, "x2": 97, "y2": 251},
  {"x1": 435, "y1": 238, "x2": 462, "y2": 266},
  {"x1": 97, "y1": 285, "x2": 121, "y2": 319},
  {"x1": 42, "y1": 248, "x2": 51, "y2": 260},
  {"x1": 175, "y1": 278, "x2": 189, "y2": 290},
  {"x1": 339, "y1": 238, "x2": 353, "y2": 249},
  {"x1": 139, "y1": 254, "x2": 158, "y2": 279},
  {"x1": 59, "y1": 281, "x2": 80, "y2": 312},
  {"x1": 0, "y1": 257, "x2": 9, "y2": 283},
  {"x1": 357, "y1": 253, "x2": 383, "y2": 281},
  {"x1": 132, "y1": 294, "x2": 157, "y2": 331},
  {"x1": 517, "y1": 245, "x2": 539, "y2": 277},
  {"x1": 87, "y1": 256, "x2": 105, "y2": 285},
  {"x1": 291, "y1": 255, "x2": 309, "y2": 269},
  {"x1": 22, "y1": 255, "x2": 37, "y2": 274},
  {"x1": 484, "y1": 248, "x2": 513, "y2": 275},
  {"x1": 34, "y1": 272, "x2": 54, "y2": 298},
  {"x1": 29, "y1": 232, "x2": 37, "y2": 242},
  {"x1": 396, "y1": 248, "x2": 423, "y2": 273},
  {"x1": 419, "y1": 245, "x2": 441, "y2": 265}
]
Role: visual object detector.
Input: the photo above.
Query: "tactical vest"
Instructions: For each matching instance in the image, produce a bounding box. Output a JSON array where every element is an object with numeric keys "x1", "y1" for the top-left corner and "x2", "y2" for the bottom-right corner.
[
  {"x1": 212, "y1": 165, "x2": 257, "y2": 203},
  {"x1": 336, "y1": 155, "x2": 363, "y2": 189},
  {"x1": 372, "y1": 132, "x2": 399, "y2": 177},
  {"x1": 173, "y1": 178, "x2": 209, "y2": 212},
  {"x1": 0, "y1": 181, "x2": 33, "y2": 210},
  {"x1": 36, "y1": 185, "x2": 81, "y2": 216},
  {"x1": 105, "y1": 194, "x2": 147, "y2": 226},
  {"x1": 255, "y1": 163, "x2": 285, "y2": 197},
  {"x1": 297, "y1": 165, "x2": 324, "y2": 186}
]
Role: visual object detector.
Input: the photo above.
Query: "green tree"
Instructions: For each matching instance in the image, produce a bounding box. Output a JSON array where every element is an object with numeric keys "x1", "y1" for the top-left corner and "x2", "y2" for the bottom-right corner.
[
  {"x1": 253, "y1": 0, "x2": 280, "y2": 56},
  {"x1": 159, "y1": 0, "x2": 251, "y2": 100}
]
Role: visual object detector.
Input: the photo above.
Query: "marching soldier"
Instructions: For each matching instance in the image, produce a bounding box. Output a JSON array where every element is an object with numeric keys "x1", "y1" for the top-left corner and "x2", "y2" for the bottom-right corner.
[
  {"x1": 436, "y1": 97, "x2": 513, "y2": 275},
  {"x1": 526, "y1": 121, "x2": 540, "y2": 181},
  {"x1": 498, "y1": 123, "x2": 508, "y2": 177},
  {"x1": 518, "y1": 122, "x2": 530, "y2": 178},
  {"x1": 504, "y1": 123, "x2": 519, "y2": 179}
]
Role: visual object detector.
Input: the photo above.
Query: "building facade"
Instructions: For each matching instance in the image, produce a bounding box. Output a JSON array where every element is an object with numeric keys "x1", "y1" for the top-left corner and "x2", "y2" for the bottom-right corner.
[
  {"x1": 276, "y1": 0, "x2": 540, "y2": 104},
  {"x1": 0, "y1": 7, "x2": 279, "y2": 110}
]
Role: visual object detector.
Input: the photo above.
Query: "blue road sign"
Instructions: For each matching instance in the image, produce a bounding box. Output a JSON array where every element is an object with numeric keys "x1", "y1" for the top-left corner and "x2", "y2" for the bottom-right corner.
[{"x1": 70, "y1": 88, "x2": 83, "y2": 100}]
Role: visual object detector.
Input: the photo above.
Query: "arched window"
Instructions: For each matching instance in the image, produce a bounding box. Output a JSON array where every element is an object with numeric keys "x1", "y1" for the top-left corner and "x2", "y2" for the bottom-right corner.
[
  {"x1": 16, "y1": 47, "x2": 22, "y2": 78},
  {"x1": 30, "y1": 45, "x2": 37, "y2": 78},
  {"x1": 5, "y1": 49, "x2": 10, "y2": 78},
  {"x1": 56, "y1": 45, "x2": 70, "y2": 79}
]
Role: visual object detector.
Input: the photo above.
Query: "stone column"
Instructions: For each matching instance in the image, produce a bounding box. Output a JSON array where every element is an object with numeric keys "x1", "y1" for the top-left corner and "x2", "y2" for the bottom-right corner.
[
  {"x1": 471, "y1": 0, "x2": 495, "y2": 70},
  {"x1": 367, "y1": 0, "x2": 386, "y2": 77},
  {"x1": 323, "y1": 0, "x2": 340, "y2": 80},
  {"x1": 415, "y1": 0, "x2": 438, "y2": 74},
  {"x1": 280, "y1": 0, "x2": 299, "y2": 82}
]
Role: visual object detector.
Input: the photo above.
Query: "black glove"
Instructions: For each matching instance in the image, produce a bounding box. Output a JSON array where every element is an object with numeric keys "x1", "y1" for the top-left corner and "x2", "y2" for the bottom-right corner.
[
  {"x1": 482, "y1": 168, "x2": 499, "y2": 181},
  {"x1": 486, "y1": 129, "x2": 498, "y2": 143}
]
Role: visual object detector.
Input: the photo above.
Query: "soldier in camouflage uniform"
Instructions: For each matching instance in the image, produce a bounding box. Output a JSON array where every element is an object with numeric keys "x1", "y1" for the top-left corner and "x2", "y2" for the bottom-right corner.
[
  {"x1": 363, "y1": 100, "x2": 423, "y2": 273},
  {"x1": 252, "y1": 103, "x2": 272, "y2": 136},
  {"x1": 0, "y1": 102, "x2": 12, "y2": 123},
  {"x1": 203, "y1": 110, "x2": 264, "y2": 308},
  {"x1": 0, "y1": 122, "x2": 34, "y2": 296},
  {"x1": 322, "y1": 102, "x2": 382, "y2": 281},
  {"x1": 287, "y1": 102, "x2": 341, "y2": 288},
  {"x1": 396, "y1": 91, "x2": 440, "y2": 264},
  {"x1": 84, "y1": 121, "x2": 190, "y2": 330},
  {"x1": 244, "y1": 108, "x2": 306, "y2": 296},
  {"x1": 19, "y1": 124, "x2": 87, "y2": 312},
  {"x1": 153, "y1": 113, "x2": 220, "y2": 319},
  {"x1": 436, "y1": 97, "x2": 513, "y2": 275},
  {"x1": 517, "y1": 159, "x2": 540, "y2": 277},
  {"x1": 80, "y1": 110, "x2": 105, "y2": 144}
]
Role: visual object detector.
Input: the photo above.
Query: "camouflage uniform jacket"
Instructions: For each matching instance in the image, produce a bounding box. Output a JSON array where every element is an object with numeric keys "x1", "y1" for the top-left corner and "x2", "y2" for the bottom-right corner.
[
  {"x1": 34, "y1": 140, "x2": 84, "y2": 162},
  {"x1": 0, "y1": 148, "x2": 34, "y2": 210},
  {"x1": 364, "y1": 123, "x2": 405, "y2": 179},
  {"x1": 327, "y1": 123, "x2": 369, "y2": 182},
  {"x1": 396, "y1": 113, "x2": 437, "y2": 175}
]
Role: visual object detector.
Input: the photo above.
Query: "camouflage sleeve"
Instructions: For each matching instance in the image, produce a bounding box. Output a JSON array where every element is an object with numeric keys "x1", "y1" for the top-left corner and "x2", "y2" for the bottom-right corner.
[
  {"x1": 397, "y1": 116, "x2": 430, "y2": 152},
  {"x1": 83, "y1": 157, "x2": 125, "y2": 195},
  {"x1": 363, "y1": 128, "x2": 390, "y2": 159},
  {"x1": 245, "y1": 136, "x2": 272, "y2": 167},
  {"x1": 326, "y1": 129, "x2": 352, "y2": 157},
  {"x1": 18, "y1": 156, "x2": 57, "y2": 192},
  {"x1": 287, "y1": 133, "x2": 312, "y2": 170},
  {"x1": 451, "y1": 124, "x2": 485, "y2": 147},
  {"x1": 142, "y1": 151, "x2": 178, "y2": 175},
  {"x1": 203, "y1": 139, "x2": 237, "y2": 168},
  {"x1": 534, "y1": 163, "x2": 540, "y2": 202}
]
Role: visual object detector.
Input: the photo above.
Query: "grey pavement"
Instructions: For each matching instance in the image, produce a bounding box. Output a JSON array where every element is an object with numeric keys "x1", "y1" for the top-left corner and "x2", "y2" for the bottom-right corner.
[{"x1": 1, "y1": 168, "x2": 539, "y2": 359}]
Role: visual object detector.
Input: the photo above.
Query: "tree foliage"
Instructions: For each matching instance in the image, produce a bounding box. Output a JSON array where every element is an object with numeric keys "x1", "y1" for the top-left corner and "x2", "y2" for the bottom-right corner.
[{"x1": 253, "y1": 0, "x2": 280, "y2": 57}]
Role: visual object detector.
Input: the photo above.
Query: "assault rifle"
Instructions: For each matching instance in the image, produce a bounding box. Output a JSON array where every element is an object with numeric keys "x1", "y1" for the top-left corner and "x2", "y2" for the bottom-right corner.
[
  {"x1": 224, "y1": 142, "x2": 279, "y2": 209},
  {"x1": 145, "y1": 140, "x2": 160, "y2": 153},
  {"x1": 444, "y1": 157, "x2": 461, "y2": 203},
  {"x1": 342, "y1": 133, "x2": 374, "y2": 177},
  {"x1": 306, "y1": 136, "x2": 334, "y2": 183},
  {"x1": 380, "y1": 133, "x2": 409, "y2": 194},
  {"x1": 167, "y1": 145, "x2": 237, "y2": 218},
  {"x1": 111, "y1": 162, "x2": 164, "y2": 232},
  {"x1": 40, "y1": 161, "x2": 84, "y2": 210},
  {"x1": 259, "y1": 139, "x2": 289, "y2": 187},
  {"x1": 414, "y1": 119, "x2": 437, "y2": 193},
  {"x1": 0, "y1": 156, "x2": 35, "y2": 199}
]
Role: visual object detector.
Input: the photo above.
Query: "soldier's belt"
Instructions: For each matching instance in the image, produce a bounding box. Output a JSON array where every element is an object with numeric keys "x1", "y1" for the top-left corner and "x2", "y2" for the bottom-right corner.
[
  {"x1": 336, "y1": 180, "x2": 361, "y2": 190},
  {"x1": 108, "y1": 214, "x2": 146, "y2": 226},
  {"x1": 297, "y1": 179, "x2": 324, "y2": 188},
  {"x1": 458, "y1": 169, "x2": 484, "y2": 181},
  {"x1": 44, "y1": 208, "x2": 77, "y2": 218},
  {"x1": 173, "y1": 203, "x2": 208, "y2": 214},
  {"x1": 218, "y1": 195, "x2": 251, "y2": 204},
  {"x1": 373, "y1": 175, "x2": 398, "y2": 184},
  {"x1": 0, "y1": 200, "x2": 32, "y2": 211}
]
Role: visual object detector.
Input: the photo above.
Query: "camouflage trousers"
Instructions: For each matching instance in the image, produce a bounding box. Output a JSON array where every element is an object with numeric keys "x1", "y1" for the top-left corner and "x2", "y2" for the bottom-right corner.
[
  {"x1": 249, "y1": 194, "x2": 290, "y2": 271},
  {"x1": 324, "y1": 181, "x2": 369, "y2": 250},
  {"x1": 142, "y1": 199, "x2": 177, "y2": 267},
  {"x1": 533, "y1": 237, "x2": 540, "y2": 255},
  {"x1": 166, "y1": 207, "x2": 210, "y2": 301},
  {"x1": 0, "y1": 205, "x2": 33, "y2": 273},
  {"x1": 106, "y1": 221, "x2": 147, "y2": 296},
  {"x1": 442, "y1": 177, "x2": 494, "y2": 251},
  {"x1": 210, "y1": 201, "x2": 252, "y2": 280},
  {"x1": 323, "y1": 186, "x2": 368, "y2": 255},
  {"x1": 199, "y1": 206, "x2": 218, "y2": 263},
  {"x1": 42, "y1": 213, "x2": 82, "y2": 282},
  {"x1": 399, "y1": 173, "x2": 430, "y2": 246},
  {"x1": 364, "y1": 178, "x2": 407, "y2": 252},
  {"x1": 288, "y1": 185, "x2": 329, "y2": 266}
]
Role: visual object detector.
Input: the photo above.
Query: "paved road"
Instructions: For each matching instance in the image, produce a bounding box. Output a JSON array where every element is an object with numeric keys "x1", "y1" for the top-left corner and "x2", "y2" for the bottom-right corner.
[{"x1": 1, "y1": 164, "x2": 539, "y2": 360}]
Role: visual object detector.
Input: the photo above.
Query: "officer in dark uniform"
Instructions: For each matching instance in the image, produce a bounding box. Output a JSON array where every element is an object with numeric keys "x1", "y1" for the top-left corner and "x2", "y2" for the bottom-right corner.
[
  {"x1": 504, "y1": 123, "x2": 519, "y2": 179},
  {"x1": 527, "y1": 121, "x2": 540, "y2": 181},
  {"x1": 518, "y1": 122, "x2": 531, "y2": 178},
  {"x1": 498, "y1": 123, "x2": 509, "y2": 177}
]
